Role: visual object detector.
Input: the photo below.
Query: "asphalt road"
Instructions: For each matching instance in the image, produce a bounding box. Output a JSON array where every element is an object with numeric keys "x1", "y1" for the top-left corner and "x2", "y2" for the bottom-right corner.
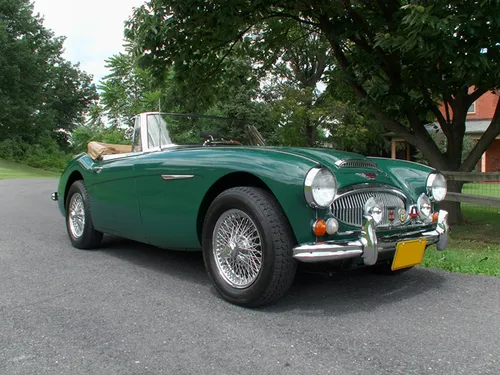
[{"x1": 1, "y1": 178, "x2": 500, "y2": 375}]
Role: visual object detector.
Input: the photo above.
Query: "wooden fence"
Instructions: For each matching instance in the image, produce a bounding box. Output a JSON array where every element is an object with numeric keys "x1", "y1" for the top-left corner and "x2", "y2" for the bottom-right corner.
[{"x1": 442, "y1": 171, "x2": 500, "y2": 207}]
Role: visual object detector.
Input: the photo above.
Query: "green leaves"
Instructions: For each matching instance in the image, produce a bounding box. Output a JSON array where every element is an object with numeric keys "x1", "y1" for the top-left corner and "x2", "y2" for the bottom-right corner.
[
  {"x1": 0, "y1": 0, "x2": 98, "y2": 148},
  {"x1": 118, "y1": 0, "x2": 500, "y2": 184}
]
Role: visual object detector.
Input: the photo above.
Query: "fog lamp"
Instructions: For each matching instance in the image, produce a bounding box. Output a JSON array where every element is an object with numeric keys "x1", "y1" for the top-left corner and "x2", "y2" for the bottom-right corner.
[
  {"x1": 326, "y1": 218, "x2": 339, "y2": 235},
  {"x1": 364, "y1": 196, "x2": 384, "y2": 225},
  {"x1": 417, "y1": 193, "x2": 432, "y2": 223}
]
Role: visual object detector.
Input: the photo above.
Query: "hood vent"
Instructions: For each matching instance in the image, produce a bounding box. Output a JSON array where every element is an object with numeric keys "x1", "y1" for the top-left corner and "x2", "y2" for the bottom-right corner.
[{"x1": 335, "y1": 159, "x2": 378, "y2": 169}]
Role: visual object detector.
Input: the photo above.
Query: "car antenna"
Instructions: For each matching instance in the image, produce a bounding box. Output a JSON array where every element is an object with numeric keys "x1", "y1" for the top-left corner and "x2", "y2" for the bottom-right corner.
[{"x1": 158, "y1": 97, "x2": 162, "y2": 148}]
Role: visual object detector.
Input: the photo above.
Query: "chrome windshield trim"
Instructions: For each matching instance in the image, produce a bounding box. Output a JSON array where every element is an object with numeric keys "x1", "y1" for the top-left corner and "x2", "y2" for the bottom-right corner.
[{"x1": 161, "y1": 174, "x2": 194, "y2": 180}]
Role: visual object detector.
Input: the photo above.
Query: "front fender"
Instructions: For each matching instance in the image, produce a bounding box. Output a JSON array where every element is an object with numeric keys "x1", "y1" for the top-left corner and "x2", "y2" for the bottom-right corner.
[
  {"x1": 56, "y1": 153, "x2": 96, "y2": 216},
  {"x1": 369, "y1": 157, "x2": 436, "y2": 201},
  {"x1": 134, "y1": 147, "x2": 322, "y2": 246},
  {"x1": 230, "y1": 153, "x2": 320, "y2": 245}
]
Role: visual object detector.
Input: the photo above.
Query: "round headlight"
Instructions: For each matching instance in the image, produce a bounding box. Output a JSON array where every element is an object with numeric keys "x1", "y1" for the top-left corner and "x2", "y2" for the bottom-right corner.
[
  {"x1": 304, "y1": 167, "x2": 337, "y2": 208},
  {"x1": 426, "y1": 172, "x2": 447, "y2": 202},
  {"x1": 364, "y1": 196, "x2": 384, "y2": 225},
  {"x1": 417, "y1": 193, "x2": 432, "y2": 223}
]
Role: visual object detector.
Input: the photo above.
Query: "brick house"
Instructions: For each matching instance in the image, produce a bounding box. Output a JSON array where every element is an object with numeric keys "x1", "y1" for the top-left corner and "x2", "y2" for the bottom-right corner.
[
  {"x1": 459, "y1": 90, "x2": 500, "y2": 172},
  {"x1": 389, "y1": 90, "x2": 500, "y2": 172}
]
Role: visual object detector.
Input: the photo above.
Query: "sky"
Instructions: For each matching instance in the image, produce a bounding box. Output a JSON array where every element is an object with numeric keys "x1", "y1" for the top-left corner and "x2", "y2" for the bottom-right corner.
[{"x1": 32, "y1": 0, "x2": 148, "y2": 87}]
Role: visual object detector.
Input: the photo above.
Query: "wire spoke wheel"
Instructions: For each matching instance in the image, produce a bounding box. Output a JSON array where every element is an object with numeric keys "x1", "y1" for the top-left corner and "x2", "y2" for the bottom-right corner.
[
  {"x1": 202, "y1": 187, "x2": 297, "y2": 307},
  {"x1": 65, "y1": 180, "x2": 102, "y2": 249},
  {"x1": 212, "y1": 209, "x2": 263, "y2": 288},
  {"x1": 68, "y1": 193, "x2": 85, "y2": 238}
]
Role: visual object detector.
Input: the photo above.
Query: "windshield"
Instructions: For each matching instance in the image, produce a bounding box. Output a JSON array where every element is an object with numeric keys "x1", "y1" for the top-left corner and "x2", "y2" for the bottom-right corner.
[
  {"x1": 146, "y1": 114, "x2": 173, "y2": 148},
  {"x1": 145, "y1": 113, "x2": 266, "y2": 148}
]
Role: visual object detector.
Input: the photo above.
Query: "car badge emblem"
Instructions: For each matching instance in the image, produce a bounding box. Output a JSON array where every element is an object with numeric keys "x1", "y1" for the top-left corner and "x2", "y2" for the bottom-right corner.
[
  {"x1": 388, "y1": 210, "x2": 395, "y2": 222},
  {"x1": 409, "y1": 205, "x2": 419, "y2": 219},
  {"x1": 356, "y1": 172, "x2": 377, "y2": 180},
  {"x1": 398, "y1": 208, "x2": 406, "y2": 222}
]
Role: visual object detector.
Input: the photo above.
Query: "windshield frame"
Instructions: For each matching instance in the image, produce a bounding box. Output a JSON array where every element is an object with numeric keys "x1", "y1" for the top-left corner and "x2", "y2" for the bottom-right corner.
[{"x1": 138, "y1": 112, "x2": 266, "y2": 152}]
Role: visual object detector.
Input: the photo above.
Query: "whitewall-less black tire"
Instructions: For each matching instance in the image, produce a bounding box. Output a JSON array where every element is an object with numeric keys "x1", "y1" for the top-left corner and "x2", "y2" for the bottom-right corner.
[
  {"x1": 202, "y1": 187, "x2": 297, "y2": 307},
  {"x1": 65, "y1": 180, "x2": 103, "y2": 249}
]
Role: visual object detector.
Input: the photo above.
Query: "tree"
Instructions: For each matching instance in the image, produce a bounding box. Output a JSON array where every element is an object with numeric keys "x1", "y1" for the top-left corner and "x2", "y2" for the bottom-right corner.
[
  {"x1": 125, "y1": 0, "x2": 500, "y2": 223},
  {"x1": 255, "y1": 22, "x2": 336, "y2": 147},
  {"x1": 0, "y1": 0, "x2": 98, "y2": 148},
  {"x1": 98, "y1": 43, "x2": 277, "y2": 143},
  {"x1": 98, "y1": 52, "x2": 165, "y2": 127}
]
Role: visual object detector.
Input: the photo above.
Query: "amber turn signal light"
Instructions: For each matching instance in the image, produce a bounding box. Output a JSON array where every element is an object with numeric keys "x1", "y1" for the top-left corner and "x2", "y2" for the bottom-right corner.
[
  {"x1": 313, "y1": 219, "x2": 327, "y2": 236},
  {"x1": 432, "y1": 211, "x2": 439, "y2": 222}
]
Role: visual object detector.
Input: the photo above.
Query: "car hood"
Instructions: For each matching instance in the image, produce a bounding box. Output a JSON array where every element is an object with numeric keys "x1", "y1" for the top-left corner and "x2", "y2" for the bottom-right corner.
[
  {"x1": 163, "y1": 145, "x2": 425, "y2": 201},
  {"x1": 274, "y1": 147, "x2": 371, "y2": 167},
  {"x1": 266, "y1": 147, "x2": 415, "y2": 198}
]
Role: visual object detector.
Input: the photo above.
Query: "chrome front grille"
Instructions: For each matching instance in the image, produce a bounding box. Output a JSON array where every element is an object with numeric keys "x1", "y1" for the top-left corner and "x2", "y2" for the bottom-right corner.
[
  {"x1": 335, "y1": 159, "x2": 378, "y2": 169},
  {"x1": 331, "y1": 189, "x2": 406, "y2": 227}
]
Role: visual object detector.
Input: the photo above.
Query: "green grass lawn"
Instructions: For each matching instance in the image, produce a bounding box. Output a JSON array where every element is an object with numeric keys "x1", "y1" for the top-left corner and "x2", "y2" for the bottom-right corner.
[
  {"x1": 0, "y1": 159, "x2": 61, "y2": 180},
  {"x1": 422, "y1": 206, "x2": 500, "y2": 277},
  {"x1": 463, "y1": 182, "x2": 500, "y2": 198}
]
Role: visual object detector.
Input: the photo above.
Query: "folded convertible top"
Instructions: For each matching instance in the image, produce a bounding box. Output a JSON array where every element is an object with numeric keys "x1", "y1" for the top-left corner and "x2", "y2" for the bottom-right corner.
[{"x1": 87, "y1": 141, "x2": 132, "y2": 161}]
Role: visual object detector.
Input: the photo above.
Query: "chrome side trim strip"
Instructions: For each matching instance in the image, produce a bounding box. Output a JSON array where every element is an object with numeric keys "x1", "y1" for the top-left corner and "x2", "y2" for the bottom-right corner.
[{"x1": 161, "y1": 174, "x2": 194, "y2": 180}]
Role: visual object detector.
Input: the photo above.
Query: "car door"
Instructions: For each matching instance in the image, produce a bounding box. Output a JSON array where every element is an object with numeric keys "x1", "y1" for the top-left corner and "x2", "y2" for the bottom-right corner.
[
  {"x1": 85, "y1": 116, "x2": 145, "y2": 242},
  {"x1": 131, "y1": 112, "x2": 204, "y2": 249},
  {"x1": 86, "y1": 155, "x2": 145, "y2": 242},
  {"x1": 133, "y1": 150, "x2": 203, "y2": 250}
]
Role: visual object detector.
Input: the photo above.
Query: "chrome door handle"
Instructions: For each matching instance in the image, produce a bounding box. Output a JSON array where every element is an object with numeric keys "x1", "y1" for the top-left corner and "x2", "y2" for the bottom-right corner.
[{"x1": 92, "y1": 166, "x2": 103, "y2": 173}]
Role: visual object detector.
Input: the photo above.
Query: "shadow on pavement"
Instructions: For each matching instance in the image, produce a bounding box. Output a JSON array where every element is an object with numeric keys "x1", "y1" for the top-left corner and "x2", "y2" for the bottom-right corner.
[
  {"x1": 97, "y1": 234, "x2": 447, "y2": 314},
  {"x1": 98, "y1": 234, "x2": 208, "y2": 286},
  {"x1": 264, "y1": 266, "x2": 447, "y2": 315}
]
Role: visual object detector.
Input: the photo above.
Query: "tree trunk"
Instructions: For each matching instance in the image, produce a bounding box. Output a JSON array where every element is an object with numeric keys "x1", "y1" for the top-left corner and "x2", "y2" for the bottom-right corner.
[{"x1": 306, "y1": 122, "x2": 316, "y2": 147}]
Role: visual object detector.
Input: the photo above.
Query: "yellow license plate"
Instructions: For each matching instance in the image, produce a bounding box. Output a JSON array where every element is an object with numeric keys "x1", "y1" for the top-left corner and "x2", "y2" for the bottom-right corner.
[{"x1": 391, "y1": 239, "x2": 427, "y2": 271}]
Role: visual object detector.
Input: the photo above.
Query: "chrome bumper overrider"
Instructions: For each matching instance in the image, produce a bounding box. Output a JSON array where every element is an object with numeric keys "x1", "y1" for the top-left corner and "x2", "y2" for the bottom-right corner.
[{"x1": 293, "y1": 210, "x2": 449, "y2": 264}]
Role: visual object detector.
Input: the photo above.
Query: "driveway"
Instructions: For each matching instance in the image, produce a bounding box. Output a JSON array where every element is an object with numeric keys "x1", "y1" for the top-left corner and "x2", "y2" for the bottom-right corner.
[{"x1": 1, "y1": 178, "x2": 499, "y2": 375}]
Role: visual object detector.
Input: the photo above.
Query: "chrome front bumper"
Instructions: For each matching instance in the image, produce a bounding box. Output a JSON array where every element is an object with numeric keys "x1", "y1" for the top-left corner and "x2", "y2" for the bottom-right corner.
[{"x1": 293, "y1": 210, "x2": 449, "y2": 264}]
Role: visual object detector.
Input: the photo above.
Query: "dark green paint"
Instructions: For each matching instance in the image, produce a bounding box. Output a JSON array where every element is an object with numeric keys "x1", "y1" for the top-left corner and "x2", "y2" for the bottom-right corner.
[
  {"x1": 56, "y1": 145, "x2": 437, "y2": 249},
  {"x1": 368, "y1": 157, "x2": 435, "y2": 200}
]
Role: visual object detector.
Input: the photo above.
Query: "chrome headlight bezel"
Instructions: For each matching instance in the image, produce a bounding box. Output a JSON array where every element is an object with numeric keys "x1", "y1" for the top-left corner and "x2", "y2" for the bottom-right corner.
[
  {"x1": 426, "y1": 171, "x2": 447, "y2": 202},
  {"x1": 304, "y1": 167, "x2": 338, "y2": 208}
]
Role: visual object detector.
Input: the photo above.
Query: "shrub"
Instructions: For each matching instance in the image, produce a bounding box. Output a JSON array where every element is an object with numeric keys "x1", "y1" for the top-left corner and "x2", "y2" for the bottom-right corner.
[
  {"x1": 70, "y1": 126, "x2": 130, "y2": 154},
  {"x1": 0, "y1": 137, "x2": 72, "y2": 172}
]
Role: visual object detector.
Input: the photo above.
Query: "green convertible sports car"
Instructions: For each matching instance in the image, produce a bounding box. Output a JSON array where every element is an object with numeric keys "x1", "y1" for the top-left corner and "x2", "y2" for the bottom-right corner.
[{"x1": 52, "y1": 112, "x2": 449, "y2": 307}]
